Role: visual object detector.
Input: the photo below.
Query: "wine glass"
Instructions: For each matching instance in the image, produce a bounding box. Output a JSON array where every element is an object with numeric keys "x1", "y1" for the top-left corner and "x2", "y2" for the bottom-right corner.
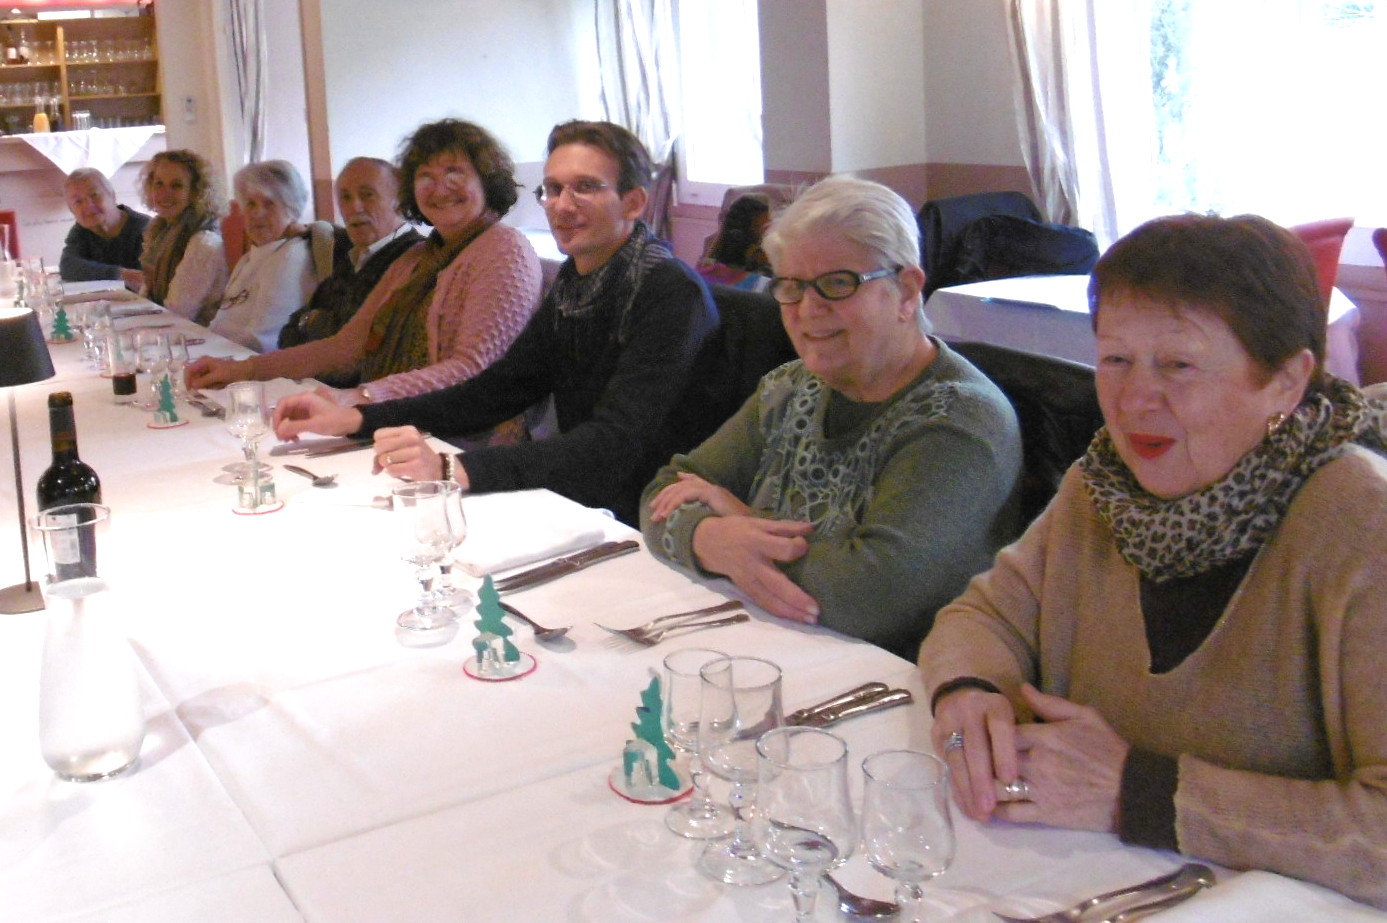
[
  {"x1": 429, "y1": 481, "x2": 474, "y2": 615},
  {"x1": 165, "y1": 331, "x2": 191, "y2": 399},
  {"x1": 696, "y1": 655, "x2": 784, "y2": 886},
  {"x1": 662, "y1": 648, "x2": 735, "y2": 839},
  {"x1": 225, "y1": 382, "x2": 273, "y2": 509},
  {"x1": 392, "y1": 481, "x2": 460, "y2": 631},
  {"x1": 133, "y1": 327, "x2": 169, "y2": 410},
  {"x1": 754, "y1": 726, "x2": 856, "y2": 922},
  {"x1": 860, "y1": 750, "x2": 955, "y2": 922}
]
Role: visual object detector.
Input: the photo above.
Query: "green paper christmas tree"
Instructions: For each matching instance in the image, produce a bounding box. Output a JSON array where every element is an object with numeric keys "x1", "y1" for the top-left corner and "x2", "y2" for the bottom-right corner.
[
  {"x1": 155, "y1": 375, "x2": 179, "y2": 422},
  {"x1": 629, "y1": 676, "x2": 680, "y2": 790},
  {"x1": 473, "y1": 575, "x2": 519, "y2": 663},
  {"x1": 52, "y1": 305, "x2": 73, "y2": 341}
]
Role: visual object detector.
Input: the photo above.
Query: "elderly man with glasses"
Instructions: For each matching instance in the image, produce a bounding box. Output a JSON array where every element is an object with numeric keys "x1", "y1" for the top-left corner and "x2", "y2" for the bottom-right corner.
[
  {"x1": 641, "y1": 175, "x2": 1022, "y2": 660},
  {"x1": 272, "y1": 120, "x2": 717, "y2": 525}
]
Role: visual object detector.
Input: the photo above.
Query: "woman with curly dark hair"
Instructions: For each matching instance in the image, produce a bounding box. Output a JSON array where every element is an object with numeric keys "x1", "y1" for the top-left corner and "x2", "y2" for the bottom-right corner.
[
  {"x1": 187, "y1": 118, "x2": 541, "y2": 404},
  {"x1": 139, "y1": 148, "x2": 228, "y2": 323}
]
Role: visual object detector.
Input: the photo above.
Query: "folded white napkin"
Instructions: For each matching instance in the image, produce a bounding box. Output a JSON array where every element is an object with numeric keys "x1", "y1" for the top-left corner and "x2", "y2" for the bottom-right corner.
[
  {"x1": 454, "y1": 490, "x2": 622, "y2": 577},
  {"x1": 1154, "y1": 870, "x2": 1383, "y2": 922}
]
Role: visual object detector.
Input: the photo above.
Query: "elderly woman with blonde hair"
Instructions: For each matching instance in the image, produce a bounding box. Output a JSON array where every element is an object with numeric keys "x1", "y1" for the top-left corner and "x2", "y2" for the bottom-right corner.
[{"x1": 642, "y1": 174, "x2": 1022, "y2": 660}]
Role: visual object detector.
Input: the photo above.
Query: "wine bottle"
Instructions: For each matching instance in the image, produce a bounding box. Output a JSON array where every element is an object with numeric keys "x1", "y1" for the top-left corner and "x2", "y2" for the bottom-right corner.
[{"x1": 37, "y1": 392, "x2": 102, "y2": 511}]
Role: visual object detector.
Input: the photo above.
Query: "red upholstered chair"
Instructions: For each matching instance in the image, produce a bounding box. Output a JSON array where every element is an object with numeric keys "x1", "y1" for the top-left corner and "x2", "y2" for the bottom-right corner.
[
  {"x1": 0, "y1": 210, "x2": 19, "y2": 260},
  {"x1": 1358, "y1": 228, "x2": 1387, "y2": 385},
  {"x1": 1289, "y1": 217, "x2": 1354, "y2": 307},
  {"x1": 221, "y1": 200, "x2": 248, "y2": 270}
]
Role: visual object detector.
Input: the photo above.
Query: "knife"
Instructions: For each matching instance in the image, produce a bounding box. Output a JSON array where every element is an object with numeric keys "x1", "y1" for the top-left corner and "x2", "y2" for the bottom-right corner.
[
  {"x1": 493, "y1": 539, "x2": 640, "y2": 593},
  {"x1": 790, "y1": 688, "x2": 913, "y2": 728},
  {"x1": 786, "y1": 682, "x2": 889, "y2": 725},
  {"x1": 303, "y1": 439, "x2": 375, "y2": 458},
  {"x1": 1009, "y1": 863, "x2": 1215, "y2": 923}
]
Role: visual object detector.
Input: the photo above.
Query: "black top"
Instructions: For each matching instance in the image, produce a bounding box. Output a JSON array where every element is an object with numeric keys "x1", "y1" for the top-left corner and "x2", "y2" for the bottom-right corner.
[
  {"x1": 277, "y1": 227, "x2": 423, "y2": 356},
  {"x1": 358, "y1": 256, "x2": 717, "y2": 524},
  {"x1": 59, "y1": 204, "x2": 150, "y2": 282}
]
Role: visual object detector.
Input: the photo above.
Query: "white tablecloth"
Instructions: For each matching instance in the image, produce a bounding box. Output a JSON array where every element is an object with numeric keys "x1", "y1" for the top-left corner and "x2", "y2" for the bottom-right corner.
[
  {"x1": 15, "y1": 125, "x2": 161, "y2": 178},
  {"x1": 926, "y1": 274, "x2": 1362, "y2": 384},
  {"x1": 0, "y1": 297, "x2": 1381, "y2": 921}
]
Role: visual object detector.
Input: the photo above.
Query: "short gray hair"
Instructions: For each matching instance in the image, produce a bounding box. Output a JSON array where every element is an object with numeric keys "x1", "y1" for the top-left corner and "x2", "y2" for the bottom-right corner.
[
  {"x1": 233, "y1": 160, "x2": 309, "y2": 217},
  {"x1": 763, "y1": 174, "x2": 929, "y2": 333},
  {"x1": 65, "y1": 167, "x2": 116, "y2": 199}
]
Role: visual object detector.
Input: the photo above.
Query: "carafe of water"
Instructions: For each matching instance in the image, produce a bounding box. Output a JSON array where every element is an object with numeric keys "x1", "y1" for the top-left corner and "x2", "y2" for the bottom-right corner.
[{"x1": 32, "y1": 504, "x2": 145, "y2": 782}]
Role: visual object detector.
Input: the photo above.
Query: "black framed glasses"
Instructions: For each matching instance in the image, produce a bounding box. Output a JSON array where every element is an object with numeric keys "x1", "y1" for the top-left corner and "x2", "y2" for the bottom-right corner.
[
  {"x1": 768, "y1": 267, "x2": 901, "y2": 305},
  {"x1": 533, "y1": 178, "x2": 612, "y2": 205}
]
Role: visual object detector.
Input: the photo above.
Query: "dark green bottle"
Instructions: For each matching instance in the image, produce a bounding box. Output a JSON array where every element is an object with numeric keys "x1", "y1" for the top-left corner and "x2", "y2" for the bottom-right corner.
[{"x1": 37, "y1": 391, "x2": 102, "y2": 510}]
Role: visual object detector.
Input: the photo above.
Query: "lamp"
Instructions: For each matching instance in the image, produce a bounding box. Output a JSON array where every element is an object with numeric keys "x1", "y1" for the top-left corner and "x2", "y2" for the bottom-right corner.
[{"x1": 0, "y1": 305, "x2": 55, "y2": 613}]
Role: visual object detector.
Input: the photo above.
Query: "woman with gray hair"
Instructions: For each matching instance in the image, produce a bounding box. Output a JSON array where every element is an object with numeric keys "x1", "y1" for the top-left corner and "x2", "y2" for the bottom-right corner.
[
  {"x1": 59, "y1": 167, "x2": 149, "y2": 287},
  {"x1": 641, "y1": 174, "x2": 1022, "y2": 659},
  {"x1": 208, "y1": 159, "x2": 324, "y2": 352}
]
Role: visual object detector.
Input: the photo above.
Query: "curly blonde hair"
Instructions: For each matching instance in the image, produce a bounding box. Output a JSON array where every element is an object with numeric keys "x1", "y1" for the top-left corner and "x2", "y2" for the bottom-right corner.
[{"x1": 139, "y1": 148, "x2": 226, "y2": 222}]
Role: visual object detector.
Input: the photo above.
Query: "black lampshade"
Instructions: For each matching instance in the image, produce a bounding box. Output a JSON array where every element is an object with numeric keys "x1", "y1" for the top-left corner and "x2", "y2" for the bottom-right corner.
[{"x1": 0, "y1": 307, "x2": 55, "y2": 388}]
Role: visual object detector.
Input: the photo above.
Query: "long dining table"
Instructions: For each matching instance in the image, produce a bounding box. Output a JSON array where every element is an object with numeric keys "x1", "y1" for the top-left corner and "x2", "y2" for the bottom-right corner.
[{"x1": 0, "y1": 283, "x2": 1381, "y2": 922}]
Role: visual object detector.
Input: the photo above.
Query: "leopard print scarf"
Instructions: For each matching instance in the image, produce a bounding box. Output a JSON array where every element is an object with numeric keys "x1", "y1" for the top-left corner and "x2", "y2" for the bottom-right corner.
[{"x1": 1080, "y1": 377, "x2": 1387, "y2": 582}]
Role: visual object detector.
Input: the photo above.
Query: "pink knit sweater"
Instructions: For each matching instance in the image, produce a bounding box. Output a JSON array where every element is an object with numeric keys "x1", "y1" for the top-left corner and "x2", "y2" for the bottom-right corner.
[{"x1": 250, "y1": 222, "x2": 542, "y2": 400}]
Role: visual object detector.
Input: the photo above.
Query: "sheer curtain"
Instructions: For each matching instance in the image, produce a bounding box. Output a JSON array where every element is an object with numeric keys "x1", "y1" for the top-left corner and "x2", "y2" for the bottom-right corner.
[
  {"x1": 595, "y1": 0, "x2": 682, "y2": 238},
  {"x1": 227, "y1": 0, "x2": 267, "y2": 164},
  {"x1": 1008, "y1": 0, "x2": 1386, "y2": 246}
]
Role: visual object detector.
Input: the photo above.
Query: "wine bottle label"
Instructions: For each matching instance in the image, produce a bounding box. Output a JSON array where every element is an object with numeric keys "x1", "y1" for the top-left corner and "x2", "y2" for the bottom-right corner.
[{"x1": 50, "y1": 512, "x2": 81, "y2": 565}]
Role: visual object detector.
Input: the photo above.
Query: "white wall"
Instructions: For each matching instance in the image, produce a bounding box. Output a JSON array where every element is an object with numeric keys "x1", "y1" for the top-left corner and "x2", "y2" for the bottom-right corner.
[
  {"x1": 317, "y1": 0, "x2": 597, "y2": 174},
  {"x1": 921, "y1": 0, "x2": 1023, "y2": 166},
  {"x1": 826, "y1": 0, "x2": 927, "y2": 172}
]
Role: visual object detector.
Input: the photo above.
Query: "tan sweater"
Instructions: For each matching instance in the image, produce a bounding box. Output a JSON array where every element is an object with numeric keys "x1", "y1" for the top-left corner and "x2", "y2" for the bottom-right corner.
[{"x1": 919, "y1": 446, "x2": 1387, "y2": 909}]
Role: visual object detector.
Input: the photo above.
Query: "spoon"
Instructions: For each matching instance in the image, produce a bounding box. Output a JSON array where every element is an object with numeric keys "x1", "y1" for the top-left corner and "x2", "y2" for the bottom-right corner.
[
  {"x1": 824, "y1": 874, "x2": 898, "y2": 919},
  {"x1": 284, "y1": 464, "x2": 338, "y2": 488},
  {"x1": 498, "y1": 601, "x2": 571, "y2": 643}
]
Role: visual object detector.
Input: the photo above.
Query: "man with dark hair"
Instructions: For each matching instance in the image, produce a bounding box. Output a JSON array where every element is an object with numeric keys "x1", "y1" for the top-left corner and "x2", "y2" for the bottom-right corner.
[
  {"x1": 272, "y1": 121, "x2": 717, "y2": 523},
  {"x1": 277, "y1": 157, "x2": 421, "y2": 354}
]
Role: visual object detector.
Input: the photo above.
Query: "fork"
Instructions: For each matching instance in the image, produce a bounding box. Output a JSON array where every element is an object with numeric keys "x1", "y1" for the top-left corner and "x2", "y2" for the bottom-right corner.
[
  {"x1": 993, "y1": 863, "x2": 1213, "y2": 923},
  {"x1": 595, "y1": 599, "x2": 743, "y2": 638},
  {"x1": 605, "y1": 612, "x2": 749, "y2": 647}
]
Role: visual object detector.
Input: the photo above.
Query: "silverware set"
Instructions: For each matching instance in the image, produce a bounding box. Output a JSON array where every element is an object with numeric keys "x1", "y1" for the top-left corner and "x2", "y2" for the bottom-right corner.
[
  {"x1": 597, "y1": 599, "x2": 747, "y2": 646},
  {"x1": 992, "y1": 863, "x2": 1215, "y2": 923},
  {"x1": 786, "y1": 682, "x2": 914, "y2": 729},
  {"x1": 492, "y1": 540, "x2": 639, "y2": 593}
]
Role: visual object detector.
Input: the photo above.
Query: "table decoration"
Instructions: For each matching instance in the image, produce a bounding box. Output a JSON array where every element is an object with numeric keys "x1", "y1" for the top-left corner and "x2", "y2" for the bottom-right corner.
[
  {"x1": 463, "y1": 576, "x2": 536, "y2": 680},
  {"x1": 146, "y1": 372, "x2": 187, "y2": 428},
  {"x1": 609, "y1": 674, "x2": 691, "y2": 804}
]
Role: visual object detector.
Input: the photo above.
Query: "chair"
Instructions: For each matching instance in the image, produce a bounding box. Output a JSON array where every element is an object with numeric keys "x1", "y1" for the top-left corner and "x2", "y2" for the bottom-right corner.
[
  {"x1": 917, "y1": 191, "x2": 1041, "y2": 296},
  {"x1": 661, "y1": 283, "x2": 796, "y2": 457},
  {"x1": 221, "y1": 200, "x2": 248, "y2": 270},
  {"x1": 1359, "y1": 228, "x2": 1387, "y2": 385},
  {"x1": 951, "y1": 340, "x2": 1105, "y2": 524},
  {"x1": 0, "y1": 210, "x2": 20, "y2": 260},
  {"x1": 1289, "y1": 217, "x2": 1354, "y2": 307}
]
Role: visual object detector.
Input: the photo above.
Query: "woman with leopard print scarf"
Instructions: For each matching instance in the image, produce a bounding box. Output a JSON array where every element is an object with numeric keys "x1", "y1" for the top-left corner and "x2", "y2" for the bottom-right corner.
[{"x1": 922, "y1": 213, "x2": 1387, "y2": 910}]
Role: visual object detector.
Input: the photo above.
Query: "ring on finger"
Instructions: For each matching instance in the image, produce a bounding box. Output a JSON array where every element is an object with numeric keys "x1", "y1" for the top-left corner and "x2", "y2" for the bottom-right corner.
[
  {"x1": 384, "y1": 453, "x2": 394, "y2": 466},
  {"x1": 1000, "y1": 778, "x2": 1033, "y2": 802},
  {"x1": 944, "y1": 731, "x2": 964, "y2": 754}
]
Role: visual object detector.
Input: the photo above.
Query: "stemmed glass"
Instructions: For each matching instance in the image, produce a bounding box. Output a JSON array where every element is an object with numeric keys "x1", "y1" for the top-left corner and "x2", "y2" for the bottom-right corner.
[
  {"x1": 662, "y1": 648, "x2": 735, "y2": 839},
  {"x1": 429, "y1": 481, "x2": 474, "y2": 615},
  {"x1": 392, "y1": 481, "x2": 461, "y2": 631},
  {"x1": 696, "y1": 655, "x2": 784, "y2": 886},
  {"x1": 860, "y1": 750, "x2": 955, "y2": 922},
  {"x1": 225, "y1": 381, "x2": 274, "y2": 510},
  {"x1": 754, "y1": 726, "x2": 856, "y2": 922},
  {"x1": 165, "y1": 331, "x2": 191, "y2": 399},
  {"x1": 133, "y1": 327, "x2": 168, "y2": 410}
]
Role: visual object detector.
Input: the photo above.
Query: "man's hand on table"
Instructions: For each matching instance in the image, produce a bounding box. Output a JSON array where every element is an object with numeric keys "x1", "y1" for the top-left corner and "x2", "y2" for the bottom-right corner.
[
  {"x1": 273, "y1": 391, "x2": 364, "y2": 440},
  {"x1": 120, "y1": 268, "x2": 145, "y2": 291},
  {"x1": 370, "y1": 425, "x2": 463, "y2": 485},
  {"x1": 691, "y1": 515, "x2": 818, "y2": 624}
]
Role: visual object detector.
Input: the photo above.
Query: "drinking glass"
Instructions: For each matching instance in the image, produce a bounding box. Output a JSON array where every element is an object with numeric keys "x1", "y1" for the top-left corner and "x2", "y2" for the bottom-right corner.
[
  {"x1": 82, "y1": 300, "x2": 111, "y2": 370},
  {"x1": 860, "y1": 750, "x2": 955, "y2": 922},
  {"x1": 392, "y1": 482, "x2": 459, "y2": 631},
  {"x1": 429, "y1": 481, "x2": 474, "y2": 614},
  {"x1": 165, "y1": 331, "x2": 191, "y2": 399},
  {"x1": 696, "y1": 655, "x2": 784, "y2": 886},
  {"x1": 225, "y1": 382, "x2": 274, "y2": 509},
  {"x1": 754, "y1": 727, "x2": 856, "y2": 922},
  {"x1": 133, "y1": 327, "x2": 168, "y2": 410},
  {"x1": 662, "y1": 648, "x2": 735, "y2": 839},
  {"x1": 106, "y1": 330, "x2": 138, "y2": 404}
]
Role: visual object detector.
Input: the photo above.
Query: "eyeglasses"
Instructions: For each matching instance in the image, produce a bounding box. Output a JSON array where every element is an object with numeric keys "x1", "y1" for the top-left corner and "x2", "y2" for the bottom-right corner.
[
  {"x1": 533, "y1": 178, "x2": 612, "y2": 205},
  {"x1": 769, "y1": 267, "x2": 901, "y2": 305}
]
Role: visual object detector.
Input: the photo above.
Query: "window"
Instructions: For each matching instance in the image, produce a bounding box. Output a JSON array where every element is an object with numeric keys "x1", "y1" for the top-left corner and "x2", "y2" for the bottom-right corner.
[
  {"x1": 673, "y1": 0, "x2": 764, "y2": 205},
  {"x1": 1148, "y1": 0, "x2": 1385, "y2": 225}
]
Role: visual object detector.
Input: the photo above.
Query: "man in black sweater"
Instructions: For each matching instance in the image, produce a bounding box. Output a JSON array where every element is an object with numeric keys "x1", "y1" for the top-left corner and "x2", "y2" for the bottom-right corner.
[{"x1": 272, "y1": 121, "x2": 716, "y2": 524}]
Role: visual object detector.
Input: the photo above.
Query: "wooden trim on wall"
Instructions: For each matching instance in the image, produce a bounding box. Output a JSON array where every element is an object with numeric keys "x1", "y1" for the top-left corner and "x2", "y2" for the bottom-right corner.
[{"x1": 298, "y1": 0, "x2": 334, "y2": 222}]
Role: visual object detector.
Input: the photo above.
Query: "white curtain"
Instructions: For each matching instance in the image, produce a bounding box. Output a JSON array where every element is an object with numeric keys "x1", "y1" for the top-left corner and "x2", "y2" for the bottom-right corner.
[
  {"x1": 227, "y1": 0, "x2": 267, "y2": 164},
  {"x1": 595, "y1": 0, "x2": 681, "y2": 236}
]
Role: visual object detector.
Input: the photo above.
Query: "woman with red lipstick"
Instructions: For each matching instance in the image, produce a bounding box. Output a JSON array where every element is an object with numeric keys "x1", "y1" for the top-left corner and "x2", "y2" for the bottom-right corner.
[
  {"x1": 641, "y1": 175, "x2": 1023, "y2": 661},
  {"x1": 921, "y1": 213, "x2": 1387, "y2": 909},
  {"x1": 185, "y1": 120, "x2": 541, "y2": 409}
]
